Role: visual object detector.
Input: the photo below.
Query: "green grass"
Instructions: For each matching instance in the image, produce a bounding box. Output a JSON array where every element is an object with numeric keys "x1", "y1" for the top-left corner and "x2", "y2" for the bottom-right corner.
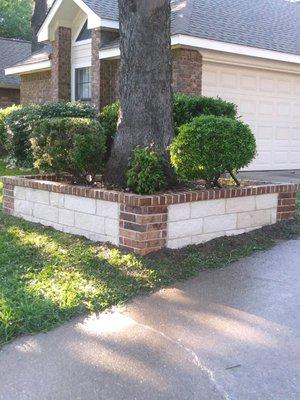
[{"x1": 0, "y1": 159, "x2": 299, "y2": 347}]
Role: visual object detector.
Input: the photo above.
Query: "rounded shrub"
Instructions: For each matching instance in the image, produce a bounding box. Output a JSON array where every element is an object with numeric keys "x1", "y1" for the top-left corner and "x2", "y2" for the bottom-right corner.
[
  {"x1": 31, "y1": 117, "x2": 106, "y2": 184},
  {"x1": 173, "y1": 93, "x2": 238, "y2": 133},
  {"x1": 126, "y1": 146, "x2": 167, "y2": 194},
  {"x1": 170, "y1": 115, "x2": 256, "y2": 186},
  {"x1": 5, "y1": 102, "x2": 96, "y2": 167}
]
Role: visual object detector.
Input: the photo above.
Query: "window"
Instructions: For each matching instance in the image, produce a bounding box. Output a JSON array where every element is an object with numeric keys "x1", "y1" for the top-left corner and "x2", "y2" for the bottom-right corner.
[
  {"x1": 75, "y1": 67, "x2": 91, "y2": 102},
  {"x1": 76, "y1": 21, "x2": 92, "y2": 42}
]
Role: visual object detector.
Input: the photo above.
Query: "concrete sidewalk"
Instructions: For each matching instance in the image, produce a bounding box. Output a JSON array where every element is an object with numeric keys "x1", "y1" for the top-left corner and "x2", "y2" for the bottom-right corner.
[{"x1": 0, "y1": 239, "x2": 299, "y2": 400}]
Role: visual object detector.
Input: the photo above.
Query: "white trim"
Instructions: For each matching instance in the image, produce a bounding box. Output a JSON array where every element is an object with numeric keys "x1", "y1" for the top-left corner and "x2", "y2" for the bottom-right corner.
[
  {"x1": 73, "y1": 38, "x2": 92, "y2": 47},
  {"x1": 172, "y1": 35, "x2": 300, "y2": 65},
  {"x1": 5, "y1": 60, "x2": 52, "y2": 76},
  {"x1": 100, "y1": 19, "x2": 119, "y2": 30},
  {"x1": 38, "y1": 0, "x2": 101, "y2": 42},
  {"x1": 99, "y1": 34, "x2": 300, "y2": 66}
]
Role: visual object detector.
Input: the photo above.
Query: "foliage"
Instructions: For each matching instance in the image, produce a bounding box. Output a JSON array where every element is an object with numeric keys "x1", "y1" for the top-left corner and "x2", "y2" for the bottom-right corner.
[
  {"x1": 5, "y1": 102, "x2": 96, "y2": 168},
  {"x1": 99, "y1": 101, "x2": 120, "y2": 157},
  {"x1": 31, "y1": 117, "x2": 106, "y2": 183},
  {"x1": 173, "y1": 93, "x2": 238, "y2": 133},
  {"x1": 0, "y1": 105, "x2": 20, "y2": 153},
  {"x1": 0, "y1": 0, "x2": 33, "y2": 40},
  {"x1": 170, "y1": 115, "x2": 256, "y2": 186},
  {"x1": 126, "y1": 146, "x2": 167, "y2": 194},
  {"x1": 99, "y1": 94, "x2": 238, "y2": 144}
]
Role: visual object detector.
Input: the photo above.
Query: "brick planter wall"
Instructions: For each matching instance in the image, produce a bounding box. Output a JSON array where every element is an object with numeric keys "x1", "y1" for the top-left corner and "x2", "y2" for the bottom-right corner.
[{"x1": 1, "y1": 175, "x2": 298, "y2": 255}]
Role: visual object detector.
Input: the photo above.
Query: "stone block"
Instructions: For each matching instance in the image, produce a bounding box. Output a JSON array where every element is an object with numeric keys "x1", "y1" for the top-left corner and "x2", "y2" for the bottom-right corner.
[
  {"x1": 14, "y1": 186, "x2": 26, "y2": 200},
  {"x1": 33, "y1": 204, "x2": 59, "y2": 223},
  {"x1": 191, "y1": 231, "x2": 224, "y2": 245},
  {"x1": 26, "y1": 189, "x2": 49, "y2": 205},
  {"x1": 167, "y1": 236, "x2": 192, "y2": 249},
  {"x1": 96, "y1": 200, "x2": 119, "y2": 218},
  {"x1": 65, "y1": 195, "x2": 96, "y2": 214},
  {"x1": 237, "y1": 210, "x2": 271, "y2": 229},
  {"x1": 74, "y1": 212, "x2": 105, "y2": 234},
  {"x1": 14, "y1": 200, "x2": 33, "y2": 216},
  {"x1": 59, "y1": 209, "x2": 75, "y2": 226},
  {"x1": 168, "y1": 203, "x2": 190, "y2": 221},
  {"x1": 256, "y1": 194, "x2": 278, "y2": 210},
  {"x1": 203, "y1": 214, "x2": 237, "y2": 233},
  {"x1": 168, "y1": 218, "x2": 203, "y2": 239},
  {"x1": 104, "y1": 218, "x2": 119, "y2": 238},
  {"x1": 226, "y1": 196, "x2": 255, "y2": 213},
  {"x1": 50, "y1": 192, "x2": 65, "y2": 208},
  {"x1": 191, "y1": 199, "x2": 225, "y2": 219}
]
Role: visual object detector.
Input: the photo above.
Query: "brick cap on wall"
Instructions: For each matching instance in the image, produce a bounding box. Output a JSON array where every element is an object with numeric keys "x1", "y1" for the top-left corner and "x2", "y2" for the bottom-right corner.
[{"x1": 1, "y1": 175, "x2": 299, "y2": 207}]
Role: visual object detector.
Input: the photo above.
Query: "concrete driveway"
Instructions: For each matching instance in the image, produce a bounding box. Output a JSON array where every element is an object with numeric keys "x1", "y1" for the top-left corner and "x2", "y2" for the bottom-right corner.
[
  {"x1": 238, "y1": 169, "x2": 300, "y2": 184},
  {"x1": 0, "y1": 239, "x2": 299, "y2": 400}
]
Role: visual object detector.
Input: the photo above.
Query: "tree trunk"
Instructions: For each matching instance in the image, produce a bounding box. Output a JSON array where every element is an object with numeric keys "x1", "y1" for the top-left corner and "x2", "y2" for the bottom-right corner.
[
  {"x1": 31, "y1": 0, "x2": 48, "y2": 53},
  {"x1": 106, "y1": 0, "x2": 174, "y2": 187}
]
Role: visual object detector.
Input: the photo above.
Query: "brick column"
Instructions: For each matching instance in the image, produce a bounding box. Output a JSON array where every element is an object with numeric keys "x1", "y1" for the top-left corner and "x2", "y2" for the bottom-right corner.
[
  {"x1": 2, "y1": 183, "x2": 14, "y2": 215},
  {"x1": 51, "y1": 27, "x2": 71, "y2": 101},
  {"x1": 91, "y1": 29, "x2": 101, "y2": 111},
  {"x1": 277, "y1": 190, "x2": 297, "y2": 221},
  {"x1": 172, "y1": 48, "x2": 202, "y2": 96}
]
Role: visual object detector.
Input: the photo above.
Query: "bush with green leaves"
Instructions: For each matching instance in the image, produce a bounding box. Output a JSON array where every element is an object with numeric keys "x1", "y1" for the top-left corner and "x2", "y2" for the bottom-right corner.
[
  {"x1": 31, "y1": 117, "x2": 106, "y2": 184},
  {"x1": 5, "y1": 102, "x2": 96, "y2": 167},
  {"x1": 173, "y1": 93, "x2": 238, "y2": 133},
  {"x1": 0, "y1": 105, "x2": 20, "y2": 154},
  {"x1": 126, "y1": 146, "x2": 167, "y2": 194},
  {"x1": 99, "y1": 101, "x2": 120, "y2": 157},
  {"x1": 170, "y1": 115, "x2": 256, "y2": 187}
]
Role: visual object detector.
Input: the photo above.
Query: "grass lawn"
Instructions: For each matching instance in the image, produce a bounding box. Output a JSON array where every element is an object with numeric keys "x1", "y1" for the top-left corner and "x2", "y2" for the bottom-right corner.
[{"x1": 0, "y1": 159, "x2": 299, "y2": 348}]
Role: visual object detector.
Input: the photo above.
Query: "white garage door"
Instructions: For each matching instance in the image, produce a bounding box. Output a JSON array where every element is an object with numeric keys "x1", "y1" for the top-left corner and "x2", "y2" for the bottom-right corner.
[{"x1": 202, "y1": 62, "x2": 300, "y2": 170}]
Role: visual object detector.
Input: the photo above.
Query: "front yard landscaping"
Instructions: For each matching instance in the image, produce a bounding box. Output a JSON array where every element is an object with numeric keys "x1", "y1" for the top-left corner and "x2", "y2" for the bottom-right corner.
[{"x1": 0, "y1": 160, "x2": 299, "y2": 348}]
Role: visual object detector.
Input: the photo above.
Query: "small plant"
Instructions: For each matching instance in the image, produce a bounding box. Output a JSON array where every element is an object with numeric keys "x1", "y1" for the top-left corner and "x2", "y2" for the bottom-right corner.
[
  {"x1": 173, "y1": 93, "x2": 238, "y2": 133},
  {"x1": 31, "y1": 117, "x2": 106, "y2": 184},
  {"x1": 5, "y1": 102, "x2": 96, "y2": 168},
  {"x1": 170, "y1": 115, "x2": 256, "y2": 187},
  {"x1": 126, "y1": 146, "x2": 167, "y2": 194}
]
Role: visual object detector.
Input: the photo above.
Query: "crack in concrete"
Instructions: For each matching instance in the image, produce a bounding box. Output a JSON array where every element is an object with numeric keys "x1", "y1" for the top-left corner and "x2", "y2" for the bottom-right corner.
[{"x1": 132, "y1": 320, "x2": 233, "y2": 400}]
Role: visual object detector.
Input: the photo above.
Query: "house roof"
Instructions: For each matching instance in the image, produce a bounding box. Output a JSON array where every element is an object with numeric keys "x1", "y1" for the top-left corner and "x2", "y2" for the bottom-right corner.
[
  {"x1": 85, "y1": 0, "x2": 300, "y2": 56},
  {"x1": 12, "y1": 45, "x2": 52, "y2": 68},
  {"x1": 0, "y1": 38, "x2": 31, "y2": 87}
]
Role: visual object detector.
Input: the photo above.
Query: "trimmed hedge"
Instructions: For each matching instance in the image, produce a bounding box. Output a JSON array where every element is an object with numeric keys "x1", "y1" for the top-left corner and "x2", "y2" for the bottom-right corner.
[
  {"x1": 170, "y1": 115, "x2": 256, "y2": 187},
  {"x1": 173, "y1": 93, "x2": 238, "y2": 132},
  {"x1": 126, "y1": 146, "x2": 167, "y2": 194},
  {"x1": 5, "y1": 102, "x2": 96, "y2": 167},
  {"x1": 31, "y1": 117, "x2": 106, "y2": 184}
]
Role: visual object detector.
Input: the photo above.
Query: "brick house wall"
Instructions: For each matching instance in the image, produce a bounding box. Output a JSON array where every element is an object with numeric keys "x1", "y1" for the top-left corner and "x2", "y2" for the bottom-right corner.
[
  {"x1": 20, "y1": 71, "x2": 52, "y2": 104},
  {"x1": 0, "y1": 87, "x2": 20, "y2": 108}
]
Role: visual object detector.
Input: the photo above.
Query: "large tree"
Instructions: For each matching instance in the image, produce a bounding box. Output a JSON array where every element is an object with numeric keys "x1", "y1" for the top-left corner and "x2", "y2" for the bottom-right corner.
[
  {"x1": 31, "y1": 0, "x2": 48, "y2": 52},
  {"x1": 0, "y1": 0, "x2": 33, "y2": 40},
  {"x1": 106, "y1": 0, "x2": 174, "y2": 186}
]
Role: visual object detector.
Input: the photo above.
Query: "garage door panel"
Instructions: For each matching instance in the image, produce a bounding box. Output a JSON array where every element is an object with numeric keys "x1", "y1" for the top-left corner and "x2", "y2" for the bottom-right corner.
[{"x1": 202, "y1": 62, "x2": 300, "y2": 170}]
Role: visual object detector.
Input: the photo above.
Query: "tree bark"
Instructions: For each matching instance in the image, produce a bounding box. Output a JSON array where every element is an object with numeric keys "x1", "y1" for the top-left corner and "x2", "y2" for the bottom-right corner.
[
  {"x1": 105, "y1": 0, "x2": 175, "y2": 187},
  {"x1": 31, "y1": 0, "x2": 48, "y2": 53}
]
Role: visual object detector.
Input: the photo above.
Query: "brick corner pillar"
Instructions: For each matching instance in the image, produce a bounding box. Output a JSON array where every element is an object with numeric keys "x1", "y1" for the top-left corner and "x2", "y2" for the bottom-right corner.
[
  {"x1": 91, "y1": 28, "x2": 101, "y2": 111},
  {"x1": 172, "y1": 47, "x2": 203, "y2": 96},
  {"x1": 51, "y1": 26, "x2": 71, "y2": 102}
]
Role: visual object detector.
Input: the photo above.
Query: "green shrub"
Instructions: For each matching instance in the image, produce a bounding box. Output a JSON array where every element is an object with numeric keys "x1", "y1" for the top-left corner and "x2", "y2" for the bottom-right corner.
[
  {"x1": 31, "y1": 117, "x2": 106, "y2": 184},
  {"x1": 126, "y1": 146, "x2": 167, "y2": 194},
  {"x1": 0, "y1": 105, "x2": 20, "y2": 154},
  {"x1": 173, "y1": 93, "x2": 238, "y2": 133},
  {"x1": 170, "y1": 115, "x2": 256, "y2": 186},
  {"x1": 99, "y1": 101, "x2": 119, "y2": 157},
  {"x1": 5, "y1": 102, "x2": 96, "y2": 167}
]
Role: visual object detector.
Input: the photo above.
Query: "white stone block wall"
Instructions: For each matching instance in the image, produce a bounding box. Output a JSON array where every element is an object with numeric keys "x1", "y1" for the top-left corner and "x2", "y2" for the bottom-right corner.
[
  {"x1": 13, "y1": 187, "x2": 120, "y2": 245},
  {"x1": 167, "y1": 194, "x2": 278, "y2": 249}
]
